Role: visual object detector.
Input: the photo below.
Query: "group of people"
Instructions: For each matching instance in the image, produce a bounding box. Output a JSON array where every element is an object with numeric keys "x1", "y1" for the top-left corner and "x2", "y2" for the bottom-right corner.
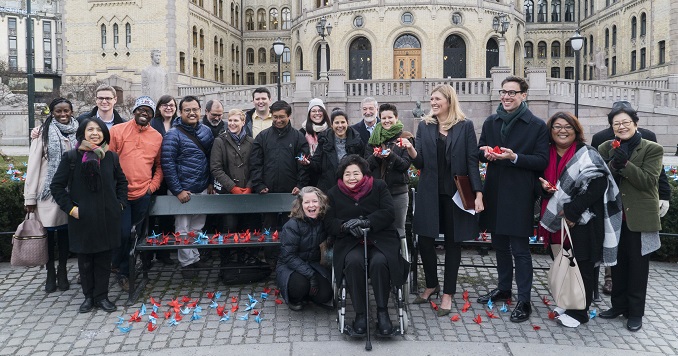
[{"x1": 23, "y1": 77, "x2": 666, "y2": 335}]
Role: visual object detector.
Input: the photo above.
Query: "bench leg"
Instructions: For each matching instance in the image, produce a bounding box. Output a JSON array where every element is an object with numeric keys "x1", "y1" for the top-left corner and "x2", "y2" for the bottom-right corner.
[{"x1": 126, "y1": 249, "x2": 145, "y2": 306}]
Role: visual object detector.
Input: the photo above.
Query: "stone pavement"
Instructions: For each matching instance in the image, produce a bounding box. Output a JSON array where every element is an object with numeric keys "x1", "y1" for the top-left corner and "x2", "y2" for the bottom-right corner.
[{"x1": 1, "y1": 250, "x2": 677, "y2": 355}]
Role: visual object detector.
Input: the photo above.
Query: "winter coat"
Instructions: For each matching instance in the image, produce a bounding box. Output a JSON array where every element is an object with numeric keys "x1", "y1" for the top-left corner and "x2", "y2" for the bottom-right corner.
[
  {"x1": 202, "y1": 115, "x2": 226, "y2": 138},
  {"x1": 411, "y1": 119, "x2": 482, "y2": 241},
  {"x1": 50, "y1": 149, "x2": 128, "y2": 254},
  {"x1": 365, "y1": 133, "x2": 411, "y2": 195},
  {"x1": 249, "y1": 123, "x2": 309, "y2": 193},
  {"x1": 351, "y1": 119, "x2": 379, "y2": 144},
  {"x1": 599, "y1": 139, "x2": 663, "y2": 232},
  {"x1": 210, "y1": 131, "x2": 254, "y2": 192},
  {"x1": 24, "y1": 135, "x2": 73, "y2": 228},
  {"x1": 76, "y1": 107, "x2": 125, "y2": 126},
  {"x1": 478, "y1": 108, "x2": 549, "y2": 237},
  {"x1": 310, "y1": 127, "x2": 365, "y2": 192},
  {"x1": 325, "y1": 179, "x2": 406, "y2": 287},
  {"x1": 275, "y1": 217, "x2": 330, "y2": 302},
  {"x1": 161, "y1": 120, "x2": 214, "y2": 195}
]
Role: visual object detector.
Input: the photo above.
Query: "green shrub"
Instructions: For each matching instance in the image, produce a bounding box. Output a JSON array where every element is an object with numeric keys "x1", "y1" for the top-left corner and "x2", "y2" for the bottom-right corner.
[
  {"x1": 0, "y1": 177, "x2": 25, "y2": 262},
  {"x1": 656, "y1": 180, "x2": 678, "y2": 262}
]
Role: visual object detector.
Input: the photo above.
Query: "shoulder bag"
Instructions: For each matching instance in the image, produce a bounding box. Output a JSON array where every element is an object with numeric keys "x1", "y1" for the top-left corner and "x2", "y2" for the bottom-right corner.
[
  {"x1": 11, "y1": 212, "x2": 48, "y2": 267},
  {"x1": 547, "y1": 218, "x2": 587, "y2": 310}
]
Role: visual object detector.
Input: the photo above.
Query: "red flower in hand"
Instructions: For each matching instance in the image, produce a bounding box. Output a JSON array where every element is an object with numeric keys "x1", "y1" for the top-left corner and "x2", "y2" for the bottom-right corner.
[
  {"x1": 492, "y1": 146, "x2": 503, "y2": 154},
  {"x1": 612, "y1": 139, "x2": 621, "y2": 149}
]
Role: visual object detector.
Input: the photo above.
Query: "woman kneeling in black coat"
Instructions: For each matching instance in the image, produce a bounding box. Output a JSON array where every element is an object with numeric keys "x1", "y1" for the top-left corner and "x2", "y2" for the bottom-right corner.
[
  {"x1": 326, "y1": 154, "x2": 405, "y2": 336},
  {"x1": 276, "y1": 186, "x2": 332, "y2": 310}
]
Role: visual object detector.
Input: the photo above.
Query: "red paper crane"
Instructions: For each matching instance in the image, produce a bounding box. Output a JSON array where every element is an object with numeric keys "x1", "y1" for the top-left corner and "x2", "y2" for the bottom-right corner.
[
  {"x1": 129, "y1": 310, "x2": 141, "y2": 322},
  {"x1": 231, "y1": 296, "x2": 238, "y2": 303},
  {"x1": 430, "y1": 300, "x2": 439, "y2": 311},
  {"x1": 541, "y1": 296, "x2": 551, "y2": 306},
  {"x1": 216, "y1": 305, "x2": 226, "y2": 317},
  {"x1": 486, "y1": 310, "x2": 499, "y2": 319},
  {"x1": 462, "y1": 290, "x2": 469, "y2": 301},
  {"x1": 473, "y1": 314, "x2": 482, "y2": 324},
  {"x1": 532, "y1": 325, "x2": 541, "y2": 330},
  {"x1": 612, "y1": 139, "x2": 621, "y2": 149},
  {"x1": 548, "y1": 311, "x2": 556, "y2": 320},
  {"x1": 174, "y1": 312, "x2": 183, "y2": 321},
  {"x1": 450, "y1": 314, "x2": 460, "y2": 322},
  {"x1": 150, "y1": 297, "x2": 161, "y2": 307},
  {"x1": 461, "y1": 301, "x2": 471, "y2": 313},
  {"x1": 272, "y1": 231, "x2": 279, "y2": 241},
  {"x1": 182, "y1": 296, "x2": 191, "y2": 304},
  {"x1": 147, "y1": 321, "x2": 158, "y2": 332},
  {"x1": 164, "y1": 311, "x2": 172, "y2": 319},
  {"x1": 207, "y1": 292, "x2": 215, "y2": 300}
]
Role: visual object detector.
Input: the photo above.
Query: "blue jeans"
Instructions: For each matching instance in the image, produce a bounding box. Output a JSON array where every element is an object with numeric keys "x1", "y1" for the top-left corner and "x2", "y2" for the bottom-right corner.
[{"x1": 113, "y1": 193, "x2": 151, "y2": 278}]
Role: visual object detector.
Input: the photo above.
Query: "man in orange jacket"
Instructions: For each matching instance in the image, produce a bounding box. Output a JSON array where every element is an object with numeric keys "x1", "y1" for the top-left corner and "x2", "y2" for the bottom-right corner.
[{"x1": 109, "y1": 96, "x2": 164, "y2": 291}]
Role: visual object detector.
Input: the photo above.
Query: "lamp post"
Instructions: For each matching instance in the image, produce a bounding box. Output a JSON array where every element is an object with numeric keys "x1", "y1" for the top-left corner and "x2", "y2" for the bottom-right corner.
[
  {"x1": 315, "y1": 16, "x2": 332, "y2": 80},
  {"x1": 570, "y1": 30, "x2": 585, "y2": 118},
  {"x1": 272, "y1": 38, "x2": 285, "y2": 101},
  {"x1": 492, "y1": 14, "x2": 510, "y2": 67}
]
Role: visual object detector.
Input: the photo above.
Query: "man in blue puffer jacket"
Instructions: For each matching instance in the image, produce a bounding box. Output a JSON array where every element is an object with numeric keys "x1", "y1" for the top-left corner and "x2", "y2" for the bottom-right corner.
[{"x1": 161, "y1": 95, "x2": 214, "y2": 278}]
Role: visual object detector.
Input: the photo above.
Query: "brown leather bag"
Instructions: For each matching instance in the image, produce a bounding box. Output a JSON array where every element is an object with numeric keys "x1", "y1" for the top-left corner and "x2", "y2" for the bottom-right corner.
[{"x1": 11, "y1": 213, "x2": 48, "y2": 267}]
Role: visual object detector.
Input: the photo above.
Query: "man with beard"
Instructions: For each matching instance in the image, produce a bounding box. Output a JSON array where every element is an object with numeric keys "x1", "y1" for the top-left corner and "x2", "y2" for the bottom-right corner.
[
  {"x1": 351, "y1": 97, "x2": 380, "y2": 144},
  {"x1": 109, "y1": 96, "x2": 164, "y2": 291},
  {"x1": 202, "y1": 99, "x2": 226, "y2": 138}
]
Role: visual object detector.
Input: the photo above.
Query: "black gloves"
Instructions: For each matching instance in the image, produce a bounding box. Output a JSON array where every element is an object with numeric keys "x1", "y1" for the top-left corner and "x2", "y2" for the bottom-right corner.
[
  {"x1": 341, "y1": 218, "x2": 370, "y2": 237},
  {"x1": 309, "y1": 275, "x2": 319, "y2": 296},
  {"x1": 612, "y1": 147, "x2": 628, "y2": 170}
]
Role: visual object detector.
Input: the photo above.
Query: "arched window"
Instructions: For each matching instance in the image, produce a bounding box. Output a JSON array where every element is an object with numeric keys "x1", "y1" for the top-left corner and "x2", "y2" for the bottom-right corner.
[
  {"x1": 551, "y1": 41, "x2": 561, "y2": 57},
  {"x1": 486, "y1": 38, "x2": 499, "y2": 78},
  {"x1": 101, "y1": 24, "x2": 107, "y2": 49},
  {"x1": 282, "y1": 47, "x2": 291, "y2": 63},
  {"x1": 538, "y1": 41, "x2": 547, "y2": 58},
  {"x1": 218, "y1": 0, "x2": 223, "y2": 18},
  {"x1": 551, "y1": 0, "x2": 561, "y2": 22},
  {"x1": 640, "y1": 13, "x2": 646, "y2": 36},
  {"x1": 125, "y1": 23, "x2": 131, "y2": 47},
  {"x1": 214, "y1": 36, "x2": 219, "y2": 55},
  {"x1": 199, "y1": 29, "x2": 204, "y2": 50},
  {"x1": 246, "y1": 9, "x2": 254, "y2": 31},
  {"x1": 296, "y1": 47, "x2": 303, "y2": 70},
  {"x1": 231, "y1": 44, "x2": 235, "y2": 62},
  {"x1": 220, "y1": 38, "x2": 224, "y2": 57},
  {"x1": 349, "y1": 36, "x2": 372, "y2": 80},
  {"x1": 564, "y1": 0, "x2": 575, "y2": 22},
  {"x1": 565, "y1": 40, "x2": 574, "y2": 57},
  {"x1": 631, "y1": 16, "x2": 637, "y2": 39},
  {"x1": 246, "y1": 48, "x2": 254, "y2": 64},
  {"x1": 394, "y1": 34, "x2": 421, "y2": 48},
  {"x1": 257, "y1": 9, "x2": 266, "y2": 30},
  {"x1": 269, "y1": 8, "x2": 278, "y2": 30},
  {"x1": 524, "y1": 0, "x2": 534, "y2": 22},
  {"x1": 192, "y1": 26, "x2": 198, "y2": 47},
  {"x1": 236, "y1": 46, "x2": 239, "y2": 63},
  {"x1": 605, "y1": 28, "x2": 609, "y2": 48},
  {"x1": 282, "y1": 8, "x2": 291, "y2": 30},
  {"x1": 235, "y1": 6, "x2": 239, "y2": 28},
  {"x1": 524, "y1": 41, "x2": 534, "y2": 58},
  {"x1": 537, "y1": 0, "x2": 547, "y2": 22},
  {"x1": 258, "y1": 48, "x2": 266, "y2": 63},
  {"x1": 230, "y1": 3, "x2": 234, "y2": 25},
  {"x1": 270, "y1": 48, "x2": 277, "y2": 63},
  {"x1": 113, "y1": 23, "x2": 119, "y2": 48},
  {"x1": 442, "y1": 34, "x2": 465, "y2": 78},
  {"x1": 612, "y1": 25, "x2": 617, "y2": 46}
]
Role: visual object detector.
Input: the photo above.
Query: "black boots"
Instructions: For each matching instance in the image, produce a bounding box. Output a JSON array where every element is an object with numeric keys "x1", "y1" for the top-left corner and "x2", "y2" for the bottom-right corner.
[
  {"x1": 376, "y1": 310, "x2": 393, "y2": 335},
  {"x1": 45, "y1": 264, "x2": 57, "y2": 293},
  {"x1": 57, "y1": 265, "x2": 69, "y2": 291}
]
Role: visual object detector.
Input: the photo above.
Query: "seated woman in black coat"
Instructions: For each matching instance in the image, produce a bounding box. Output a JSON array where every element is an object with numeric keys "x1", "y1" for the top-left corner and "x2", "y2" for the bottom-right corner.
[
  {"x1": 276, "y1": 186, "x2": 333, "y2": 311},
  {"x1": 325, "y1": 154, "x2": 405, "y2": 336},
  {"x1": 51, "y1": 118, "x2": 128, "y2": 313}
]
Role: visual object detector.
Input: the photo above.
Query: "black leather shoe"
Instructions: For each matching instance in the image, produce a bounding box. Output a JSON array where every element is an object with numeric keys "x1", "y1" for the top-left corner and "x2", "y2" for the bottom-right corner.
[
  {"x1": 477, "y1": 288, "x2": 512, "y2": 304},
  {"x1": 79, "y1": 298, "x2": 94, "y2": 313},
  {"x1": 376, "y1": 311, "x2": 393, "y2": 335},
  {"x1": 45, "y1": 268, "x2": 57, "y2": 293},
  {"x1": 352, "y1": 313, "x2": 367, "y2": 335},
  {"x1": 510, "y1": 300, "x2": 531, "y2": 323},
  {"x1": 599, "y1": 308, "x2": 626, "y2": 319},
  {"x1": 95, "y1": 299, "x2": 118, "y2": 313},
  {"x1": 288, "y1": 301, "x2": 304, "y2": 311},
  {"x1": 627, "y1": 316, "x2": 642, "y2": 332},
  {"x1": 57, "y1": 266, "x2": 70, "y2": 291}
]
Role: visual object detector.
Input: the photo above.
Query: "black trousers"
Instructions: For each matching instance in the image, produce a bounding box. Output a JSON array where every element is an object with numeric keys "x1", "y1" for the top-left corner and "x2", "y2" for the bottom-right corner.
[
  {"x1": 418, "y1": 195, "x2": 462, "y2": 295},
  {"x1": 564, "y1": 258, "x2": 595, "y2": 324},
  {"x1": 78, "y1": 250, "x2": 112, "y2": 301},
  {"x1": 287, "y1": 271, "x2": 332, "y2": 304},
  {"x1": 344, "y1": 244, "x2": 390, "y2": 314},
  {"x1": 611, "y1": 221, "x2": 650, "y2": 317},
  {"x1": 492, "y1": 234, "x2": 533, "y2": 302},
  {"x1": 46, "y1": 227, "x2": 69, "y2": 269}
]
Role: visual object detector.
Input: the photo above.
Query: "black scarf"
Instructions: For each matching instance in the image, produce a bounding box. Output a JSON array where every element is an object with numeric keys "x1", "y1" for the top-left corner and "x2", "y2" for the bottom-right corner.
[
  {"x1": 619, "y1": 131, "x2": 642, "y2": 157},
  {"x1": 496, "y1": 102, "x2": 528, "y2": 142}
]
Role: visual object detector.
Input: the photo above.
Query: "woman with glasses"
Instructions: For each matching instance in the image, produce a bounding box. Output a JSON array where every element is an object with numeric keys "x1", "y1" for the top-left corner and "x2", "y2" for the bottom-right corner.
[
  {"x1": 597, "y1": 101, "x2": 663, "y2": 332},
  {"x1": 151, "y1": 95, "x2": 178, "y2": 136},
  {"x1": 537, "y1": 112, "x2": 621, "y2": 328},
  {"x1": 300, "y1": 98, "x2": 331, "y2": 186}
]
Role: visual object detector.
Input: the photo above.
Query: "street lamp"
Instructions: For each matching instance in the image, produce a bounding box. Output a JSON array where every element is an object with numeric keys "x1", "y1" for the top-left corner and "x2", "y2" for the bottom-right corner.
[
  {"x1": 492, "y1": 14, "x2": 510, "y2": 67},
  {"x1": 272, "y1": 38, "x2": 285, "y2": 101},
  {"x1": 315, "y1": 16, "x2": 332, "y2": 80},
  {"x1": 570, "y1": 30, "x2": 585, "y2": 118}
]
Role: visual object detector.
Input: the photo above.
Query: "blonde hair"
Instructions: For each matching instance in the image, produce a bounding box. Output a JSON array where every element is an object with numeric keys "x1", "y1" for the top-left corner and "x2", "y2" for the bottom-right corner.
[
  {"x1": 227, "y1": 108, "x2": 245, "y2": 122},
  {"x1": 423, "y1": 84, "x2": 466, "y2": 130},
  {"x1": 289, "y1": 187, "x2": 329, "y2": 219}
]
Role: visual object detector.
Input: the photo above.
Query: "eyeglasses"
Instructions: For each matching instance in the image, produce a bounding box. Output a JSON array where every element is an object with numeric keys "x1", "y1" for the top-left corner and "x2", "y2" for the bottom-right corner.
[
  {"x1": 182, "y1": 108, "x2": 201, "y2": 114},
  {"x1": 310, "y1": 109, "x2": 323, "y2": 114},
  {"x1": 612, "y1": 120, "x2": 634, "y2": 129},
  {"x1": 498, "y1": 90, "x2": 524, "y2": 97},
  {"x1": 552, "y1": 125, "x2": 574, "y2": 132},
  {"x1": 160, "y1": 103, "x2": 176, "y2": 109},
  {"x1": 96, "y1": 97, "x2": 115, "y2": 102}
]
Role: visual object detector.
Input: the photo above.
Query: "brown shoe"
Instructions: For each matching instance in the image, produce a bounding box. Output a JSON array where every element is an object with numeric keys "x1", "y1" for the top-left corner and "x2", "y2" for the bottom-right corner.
[{"x1": 602, "y1": 280, "x2": 612, "y2": 295}]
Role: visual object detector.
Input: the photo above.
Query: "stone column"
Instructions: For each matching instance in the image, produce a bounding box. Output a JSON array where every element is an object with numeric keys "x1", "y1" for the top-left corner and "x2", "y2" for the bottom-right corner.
[
  {"x1": 293, "y1": 71, "x2": 313, "y2": 102},
  {"x1": 490, "y1": 67, "x2": 512, "y2": 101},
  {"x1": 525, "y1": 67, "x2": 549, "y2": 119},
  {"x1": 636, "y1": 88, "x2": 655, "y2": 113},
  {"x1": 327, "y1": 69, "x2": 346, "y2": 102}
]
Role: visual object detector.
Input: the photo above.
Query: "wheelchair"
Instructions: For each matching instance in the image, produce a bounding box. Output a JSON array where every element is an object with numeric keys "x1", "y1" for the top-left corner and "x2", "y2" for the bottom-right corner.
[{"x1": 333, "y1": 228, "x2": 410, "y2": 338}]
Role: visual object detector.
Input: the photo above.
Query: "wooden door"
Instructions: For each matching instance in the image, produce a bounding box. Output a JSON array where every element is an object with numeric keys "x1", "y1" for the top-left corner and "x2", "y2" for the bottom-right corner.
[{"x1": 393, "y1": 48, "x2": 421, "y2": 79}]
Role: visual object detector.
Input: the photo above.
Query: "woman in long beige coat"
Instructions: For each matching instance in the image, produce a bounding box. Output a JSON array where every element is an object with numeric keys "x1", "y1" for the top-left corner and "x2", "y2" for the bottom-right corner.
[{"x1": 24, "y1": 98, "x2": 78, "y2": 293}]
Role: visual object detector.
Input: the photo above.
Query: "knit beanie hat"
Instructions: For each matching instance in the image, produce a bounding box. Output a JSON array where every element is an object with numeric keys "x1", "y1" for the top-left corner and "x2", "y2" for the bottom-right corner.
[
  {"x1": 132, "y1": 96, "x2": 156, "y2": 116},
  {"x1": 307, "y1": 98, "x2": 326, "y2": 114}
]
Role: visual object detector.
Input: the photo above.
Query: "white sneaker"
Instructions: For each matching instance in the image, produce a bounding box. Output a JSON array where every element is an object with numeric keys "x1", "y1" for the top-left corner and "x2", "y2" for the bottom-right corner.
[
  {"x1": 553, "y1": 307, "x2": 566, "y2": 316},
  {"x1": 557, "y1": 314, "x2": 581, "y2": 328}
]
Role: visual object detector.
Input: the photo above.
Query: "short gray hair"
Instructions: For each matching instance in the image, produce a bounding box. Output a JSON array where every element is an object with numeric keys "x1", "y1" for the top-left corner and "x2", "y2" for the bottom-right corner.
[{"x1": 361, "y1": 97, "x2": 378, "y2": 107}]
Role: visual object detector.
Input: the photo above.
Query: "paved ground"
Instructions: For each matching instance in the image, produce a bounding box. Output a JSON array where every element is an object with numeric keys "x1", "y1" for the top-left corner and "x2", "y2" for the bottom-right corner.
[{"x1": 1, "y1": 250, "x2": 677, "y2": 355}]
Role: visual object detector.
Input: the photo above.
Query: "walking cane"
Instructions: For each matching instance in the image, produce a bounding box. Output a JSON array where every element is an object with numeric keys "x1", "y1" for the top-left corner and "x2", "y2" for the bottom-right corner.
[{"x1": 362, "y1": 227, "x2": 372, "y2": 351}]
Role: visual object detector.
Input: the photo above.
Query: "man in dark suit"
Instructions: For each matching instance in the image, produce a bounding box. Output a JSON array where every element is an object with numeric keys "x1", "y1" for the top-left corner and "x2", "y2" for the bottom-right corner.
[
  {"x1": 477, "y1": 76, "x2": 549, "y2": 323},
  {"x1": 350, "y1": 97, "x2": 380, "y2": 144},
  {"x1": 590, "y1": 111, "x2": 671, "y2": 295}
]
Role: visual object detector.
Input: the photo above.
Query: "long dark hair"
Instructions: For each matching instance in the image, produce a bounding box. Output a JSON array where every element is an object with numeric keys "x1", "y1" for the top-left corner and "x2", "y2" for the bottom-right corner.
[
  {"x1": 305, "y1": 106, "x2": 330, "y2": 136},
  {"x1": 76, "y1": 118, "x2": 111, "y2": 191},
  {"x1": 154, "y1": 95, "x2": 178, "y2": 119},
  {"x1": 41, "y1": 97, "x2": 74, "y2": 159}
]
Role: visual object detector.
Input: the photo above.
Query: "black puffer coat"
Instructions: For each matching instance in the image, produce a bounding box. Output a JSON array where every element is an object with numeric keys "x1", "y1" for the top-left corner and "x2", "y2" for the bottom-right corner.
[
  {"x1": 275, "y1": 217, "x2": 330, "y2": 302},
  {"x1": 310, "y1": 128, "x2": 365, "y2": 192}
]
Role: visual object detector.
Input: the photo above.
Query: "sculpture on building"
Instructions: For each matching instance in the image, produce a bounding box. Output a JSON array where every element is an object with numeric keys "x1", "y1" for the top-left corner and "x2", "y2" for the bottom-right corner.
[
  {"x1": 412, "y1": 100, "x2": 425, "y2": 118},
  {"x1": 593, "y1": 48, "x2": 608, "y2": 80},
  {"x1": 141, "y1": 50, "x2": 168, "y2": 101}
]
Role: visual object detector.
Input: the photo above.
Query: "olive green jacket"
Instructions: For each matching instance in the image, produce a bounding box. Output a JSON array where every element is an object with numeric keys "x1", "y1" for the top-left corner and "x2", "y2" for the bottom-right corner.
[{"x1": 598, "y1": 139, "x2": 663, "y2": 232}]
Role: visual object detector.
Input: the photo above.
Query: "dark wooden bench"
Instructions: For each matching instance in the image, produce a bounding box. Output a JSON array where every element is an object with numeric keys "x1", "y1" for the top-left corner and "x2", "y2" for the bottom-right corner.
[{"x1": 127, "y1": 193, "x2": 296, "y2": 305}]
